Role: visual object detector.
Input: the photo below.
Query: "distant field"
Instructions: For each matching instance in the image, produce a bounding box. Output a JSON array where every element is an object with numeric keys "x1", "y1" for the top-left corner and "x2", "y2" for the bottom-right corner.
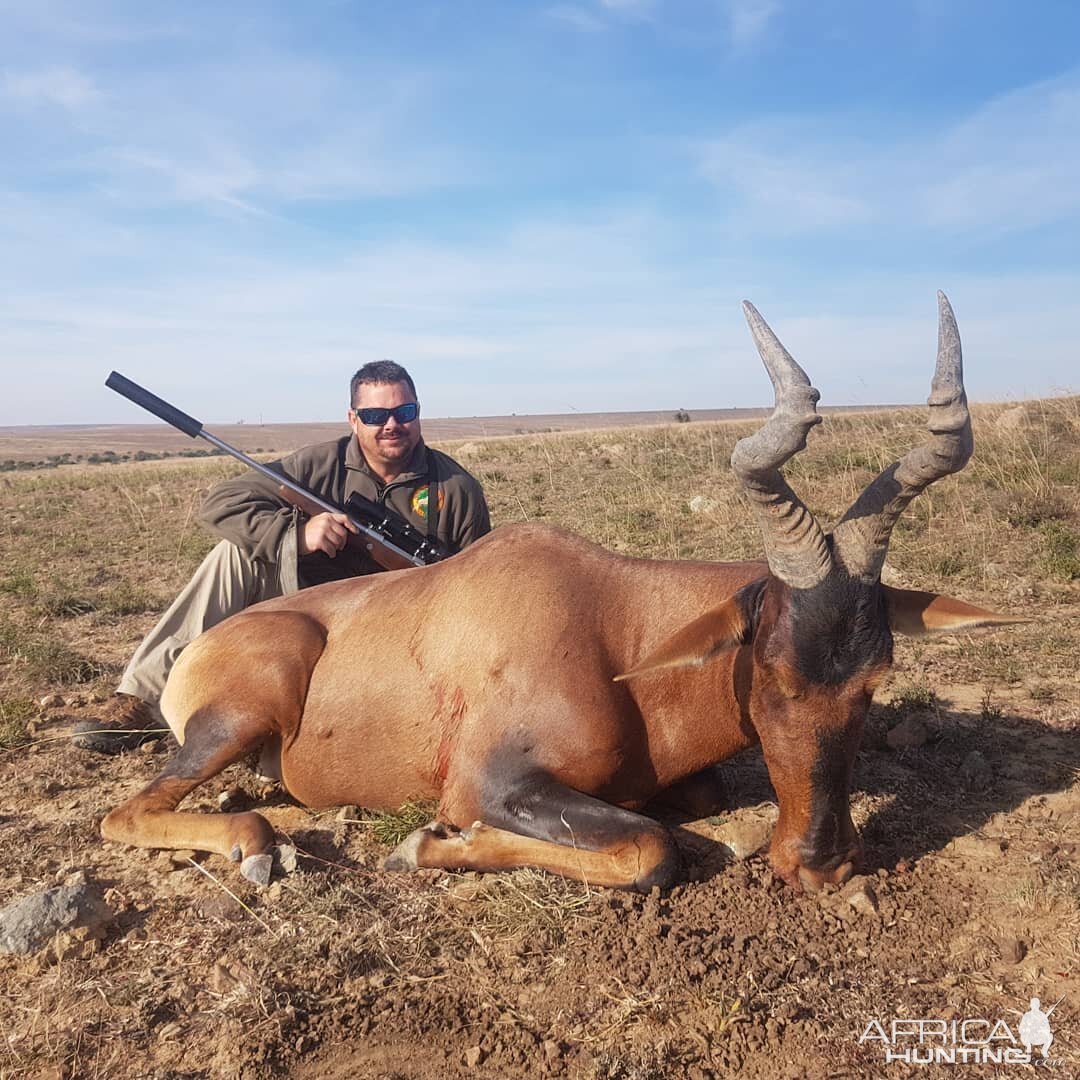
[{"x1": 0, "y1": 405, "x2": 895, "y2": 464}]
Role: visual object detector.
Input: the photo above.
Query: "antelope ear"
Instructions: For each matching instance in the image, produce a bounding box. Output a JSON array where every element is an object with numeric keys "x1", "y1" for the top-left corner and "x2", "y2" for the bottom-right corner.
[
  {"x1": 614, "y1": 596, "x2": 750, "y2": 682},
  {"x1": 883, "y1": 585, "x2": 1028, "y2": 637}
]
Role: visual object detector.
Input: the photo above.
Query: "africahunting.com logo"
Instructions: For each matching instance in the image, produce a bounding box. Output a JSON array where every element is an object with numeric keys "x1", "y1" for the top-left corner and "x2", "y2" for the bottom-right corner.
[{"x1": 859, "y1": 996, "x2": 1063, "y2": 1066}]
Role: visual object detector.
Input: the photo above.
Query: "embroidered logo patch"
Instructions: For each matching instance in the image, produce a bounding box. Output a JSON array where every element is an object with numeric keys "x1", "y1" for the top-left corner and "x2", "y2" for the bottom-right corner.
[{"x1": 411, "y1": 485, "x2": 445, "y2": 519}]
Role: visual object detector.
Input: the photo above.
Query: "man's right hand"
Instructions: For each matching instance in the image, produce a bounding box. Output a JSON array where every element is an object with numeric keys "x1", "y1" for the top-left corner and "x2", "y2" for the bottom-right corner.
[{"x1": 299, "y1": 512, "x2": 359, "y2": 558}]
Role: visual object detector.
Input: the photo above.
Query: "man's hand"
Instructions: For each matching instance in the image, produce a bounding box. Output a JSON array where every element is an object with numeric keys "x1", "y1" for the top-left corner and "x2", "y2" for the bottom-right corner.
[{"x1": 299, "y1": 512, "x2": 359, "y2": 558}]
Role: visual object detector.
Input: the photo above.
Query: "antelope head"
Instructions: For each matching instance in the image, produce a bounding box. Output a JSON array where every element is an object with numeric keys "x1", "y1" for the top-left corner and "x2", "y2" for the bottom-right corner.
[{"x1": 625, "y1": 294, "x2": 1019, "y2": 891}]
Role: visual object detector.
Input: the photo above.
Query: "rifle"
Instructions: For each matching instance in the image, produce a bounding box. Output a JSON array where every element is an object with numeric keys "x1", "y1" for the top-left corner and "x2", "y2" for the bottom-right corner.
[{"x1": 105, "y1": 372, "x2": 451, "y2": 571}]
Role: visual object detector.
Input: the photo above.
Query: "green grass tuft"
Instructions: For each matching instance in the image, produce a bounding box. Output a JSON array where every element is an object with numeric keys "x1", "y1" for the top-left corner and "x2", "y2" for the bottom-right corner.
[{"x1": 366, "y1": 801, "x2": 438, "y2": 847}]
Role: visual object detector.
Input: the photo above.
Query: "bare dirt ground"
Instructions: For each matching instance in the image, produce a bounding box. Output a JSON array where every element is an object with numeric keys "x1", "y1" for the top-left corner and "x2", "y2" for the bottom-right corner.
[{"x1": 1, "y1": 398, "x2": 1078, "y2": 1078}]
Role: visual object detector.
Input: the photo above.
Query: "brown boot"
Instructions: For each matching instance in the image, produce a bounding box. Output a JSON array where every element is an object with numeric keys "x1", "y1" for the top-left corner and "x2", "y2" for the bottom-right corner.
[{"x1": 71, "y1": 694, "x2": 168, "y2": 754}]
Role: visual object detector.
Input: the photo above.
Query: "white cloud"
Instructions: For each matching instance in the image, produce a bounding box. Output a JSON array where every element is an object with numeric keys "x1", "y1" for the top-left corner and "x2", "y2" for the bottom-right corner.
[
  {"x1": 694, "y1": 70, "x2": 1080, "y2": 236},
  {"x1": 726, "y1": 0, "x2": 781, "y2": 49},
  {"x1": 546, "y1": 5, "x2": 607, "y2": 32},
  {"x1": 3, "y1": 66, "x2": 100, "y2": 110}
]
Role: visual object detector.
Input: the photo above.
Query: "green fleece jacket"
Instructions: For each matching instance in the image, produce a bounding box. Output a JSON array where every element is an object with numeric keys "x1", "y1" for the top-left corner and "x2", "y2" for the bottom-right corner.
[{"x1": 199, "y1": 435, "x2": 490, "y2": 592}]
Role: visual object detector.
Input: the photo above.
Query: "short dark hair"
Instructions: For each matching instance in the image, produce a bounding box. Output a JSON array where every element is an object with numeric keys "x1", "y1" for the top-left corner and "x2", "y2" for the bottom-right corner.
[{"x1": 350, "y1": 361, "x2": 417, "y2": 406}]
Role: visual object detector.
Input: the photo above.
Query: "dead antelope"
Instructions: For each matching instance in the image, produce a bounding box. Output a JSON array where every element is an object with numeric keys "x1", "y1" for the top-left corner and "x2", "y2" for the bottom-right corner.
[{"x1": 100, "y1": 294, "x2": 1019, "y2": 892}]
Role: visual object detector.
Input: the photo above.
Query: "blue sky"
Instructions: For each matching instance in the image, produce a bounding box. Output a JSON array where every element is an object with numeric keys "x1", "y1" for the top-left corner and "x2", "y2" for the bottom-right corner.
[{"x1": 2, "y1": 0, "x2": 1078, "y2": 425}]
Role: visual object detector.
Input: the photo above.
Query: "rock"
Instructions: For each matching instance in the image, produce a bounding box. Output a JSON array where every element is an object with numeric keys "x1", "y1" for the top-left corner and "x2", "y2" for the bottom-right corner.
[
  {"x1": 711, "y1": 808, "x2": 777, "y2": 859},
  {"x1": 948, "y1": 835, "x2": 1005, "y2": 862},
  {"x1": 886, "y1": 716, "x2": 929, "y2": 750},
  {"x1": 464, "y1": 1045, "x2": 484, "y2": 1067},
  {"x1": 841, "y1": 876, "x2": 880, "y2": 916},
  {"x1": 240, "y1": 853, "x2": 273, "y2": 886},
  {"x1": 209, "y1": 958, "x2": 250, "y2": 996},
  {"x1": 39, "y1": 694, "x2": 63, "y2": 709},
  {"x1": 51, "y1": 924, "x2": 102, "y2": 963},
  {"x1": 960, "y1": 750, "x2": 992, "y2": 786},
  {"x1": 542, "y1": 1040, "x2": 561, "y2": 1061},
  {"x1": 0, "y1": 883, "x2": 113, "y2": 957},
  {"x1": 999, "y1": 937, "x2": 1027, "y2": 964},
  {"x1": 688, "y1": 495, "x2": 718, "y2": 514},
  {"x1": 275, "y1": 844, "x2": 298, "y2": 874}
]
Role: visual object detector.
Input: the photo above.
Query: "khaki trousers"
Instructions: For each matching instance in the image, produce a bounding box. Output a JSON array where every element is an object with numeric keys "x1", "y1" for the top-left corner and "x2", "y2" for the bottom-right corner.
[{"x1": 117, "y1": 540, "x2": 284, "y2": 712}]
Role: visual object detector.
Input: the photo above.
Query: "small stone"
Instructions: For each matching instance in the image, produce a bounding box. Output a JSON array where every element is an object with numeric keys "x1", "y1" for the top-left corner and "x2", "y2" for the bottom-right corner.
[
  {"x1": 999, "y1": 937, "x2": 1027, "y2": 965},
  {"x1": 209, "y1": 959, "x2": 245, "y2": 995},
  {"x1": 274, "y1": 844, "x2": 298, "y2": 874},
  {"x1": 240, "y1": 853, "x2": 273, "y2": 886},
  {"x1": 842, "y1": 876, "x2": 880, "y2": 916},
  {"x1": 688, "y1": 495, "x2": 718, "y2": 514},
  {"x1": 886, "y1": 716, "x2": 929, "y2": 750},
  {"x1": 39, "y1": 694, "x2": 64, "y2": 709},
  {"x1": 0, "y1": 883, "x2": 113, "y2": 957},
  {"x1": 51, "y1": 924, "x2": 101, "y2": 964},
  {"x1": 960, "y1": 750, "x2": 992, "y2": 786},
  {"x1": 542, "y1": 1040, "x2": 561, "y2": 1061},
  {"x1": 949, "y1": 835, "x2": 1005, "y2": 862},
  {"x1": 464, "y1": 1046, "x2": 484, "y2": 1068},
  {"x1": 711, "y1": 807, "x2": 777, "y2": 860}
]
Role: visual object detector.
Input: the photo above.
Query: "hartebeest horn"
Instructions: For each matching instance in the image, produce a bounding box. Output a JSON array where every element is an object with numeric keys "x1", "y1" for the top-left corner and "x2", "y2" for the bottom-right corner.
[
  {"x1": 731, "y1": 302, "x2": 833, "y2": 589},
  {"x1": 832, "y1": 292, "x2": 973, "y2": 583}
]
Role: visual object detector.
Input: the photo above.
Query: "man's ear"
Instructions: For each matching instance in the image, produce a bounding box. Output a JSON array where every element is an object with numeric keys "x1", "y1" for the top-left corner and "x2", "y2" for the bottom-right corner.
[
  {"x1": 883, "y1": 585, "x2": 1028, "y2": 637},
  {"x1": 614, "y1": 593, "x2": 753, "y2": 682}
]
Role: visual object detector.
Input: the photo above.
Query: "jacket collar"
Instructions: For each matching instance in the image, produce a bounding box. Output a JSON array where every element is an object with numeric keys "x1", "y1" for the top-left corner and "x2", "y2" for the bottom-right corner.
[{"x1": 345, "y1": 434, "x2": 430, "y2": 484}]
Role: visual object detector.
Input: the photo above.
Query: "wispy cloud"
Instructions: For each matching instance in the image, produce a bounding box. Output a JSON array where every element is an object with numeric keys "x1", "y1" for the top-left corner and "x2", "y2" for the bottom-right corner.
[
  {"x1": 545, "y1": 5, "x2": 609, "y2": 33},
  {"x1": 726, "y1": 0, "x2": 781, "y2": 49},
  {"x1": 3, "y1": 65, "x2": 100, "y2": 110},
  {"x1": 694, "y1": 71, "x2": 1080, "y2": 237}
]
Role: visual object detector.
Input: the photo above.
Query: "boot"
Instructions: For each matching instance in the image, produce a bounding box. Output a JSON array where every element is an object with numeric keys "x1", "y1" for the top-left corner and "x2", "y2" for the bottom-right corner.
[{"x1": 71, "y1": 694, "x2": 169, "y2": 754}]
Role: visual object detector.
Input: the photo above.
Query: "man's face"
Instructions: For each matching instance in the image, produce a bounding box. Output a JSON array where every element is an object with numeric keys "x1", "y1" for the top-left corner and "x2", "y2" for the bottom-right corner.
[{"x1": 348, "y1": 380, "x2": 422, "y2": 480}]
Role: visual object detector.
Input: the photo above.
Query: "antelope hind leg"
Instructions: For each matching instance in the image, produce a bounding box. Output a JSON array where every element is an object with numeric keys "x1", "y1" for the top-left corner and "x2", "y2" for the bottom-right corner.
[
  {"x1": 386, "y1": 775, "x2": 683, "y2": 891},
  {"x1": 101, "y1": 708, "x2": 276, "y2": 883}
]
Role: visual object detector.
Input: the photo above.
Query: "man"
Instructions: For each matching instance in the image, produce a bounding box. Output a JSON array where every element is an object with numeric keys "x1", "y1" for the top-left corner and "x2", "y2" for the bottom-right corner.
[{"x1": 73, "y1": 360, "x2": 490, "y2": 753}]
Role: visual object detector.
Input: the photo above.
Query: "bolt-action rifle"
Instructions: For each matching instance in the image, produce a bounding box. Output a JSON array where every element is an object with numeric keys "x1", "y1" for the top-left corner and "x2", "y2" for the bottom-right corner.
[{"x1": 105, "y1": 372, "x2": 452, "y2": 571}]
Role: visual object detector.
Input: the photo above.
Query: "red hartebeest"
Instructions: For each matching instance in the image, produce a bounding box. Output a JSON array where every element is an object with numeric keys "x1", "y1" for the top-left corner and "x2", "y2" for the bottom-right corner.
[{"x1": 99, "y1": 294, "x2": 1020, "y2": 892}]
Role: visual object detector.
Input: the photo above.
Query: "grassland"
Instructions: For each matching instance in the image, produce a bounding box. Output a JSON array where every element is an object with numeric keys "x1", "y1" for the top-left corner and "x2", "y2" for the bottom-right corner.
[{"x1": 0, "y1": 395, "x2": 1078, "y2": 1078}]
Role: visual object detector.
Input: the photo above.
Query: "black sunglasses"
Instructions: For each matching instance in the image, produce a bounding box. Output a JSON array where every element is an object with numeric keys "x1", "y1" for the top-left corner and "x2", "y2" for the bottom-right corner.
[{"x1": 353, "y1": 402, "x2": 419, "y2": 426}]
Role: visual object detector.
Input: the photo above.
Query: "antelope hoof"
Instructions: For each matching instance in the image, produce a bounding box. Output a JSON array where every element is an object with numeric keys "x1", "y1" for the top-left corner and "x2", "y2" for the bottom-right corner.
[
  {"x1": 240, "y1": 853, "x2": 274, "y2": 886},
  {"x1": 382, "y1": 820, "x2": 449, "y2": 872}
]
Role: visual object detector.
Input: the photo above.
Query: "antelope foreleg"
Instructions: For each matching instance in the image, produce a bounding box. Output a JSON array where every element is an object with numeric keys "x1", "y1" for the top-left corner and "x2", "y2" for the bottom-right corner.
[
  {"x1": 101, "y1": 709, "x2": 275, "y2": 876},
  {"x1": 387, "y1": 776, "x2": 683, "y2": 891}
]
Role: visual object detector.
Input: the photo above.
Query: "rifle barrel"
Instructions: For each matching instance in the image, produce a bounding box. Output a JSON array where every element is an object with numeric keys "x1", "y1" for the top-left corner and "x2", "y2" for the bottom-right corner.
[{"x1": 105, "y1": 371, "x2": 425, "y2": 569}]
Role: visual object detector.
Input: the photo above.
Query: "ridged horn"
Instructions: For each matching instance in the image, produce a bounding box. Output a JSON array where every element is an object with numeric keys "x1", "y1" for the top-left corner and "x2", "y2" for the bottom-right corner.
[
  {"x1": 832, "y1": 292, "x2": 973, "y2": 583},
  {"x1": 730, "y1": 302, "x2": 833, "y2": 589}
]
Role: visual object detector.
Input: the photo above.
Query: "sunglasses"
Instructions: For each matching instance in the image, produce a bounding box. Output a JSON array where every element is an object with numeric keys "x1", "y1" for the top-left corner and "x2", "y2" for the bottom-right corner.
[{"x1": 353, "y1": 402, "x2": 419, "y2": 426}]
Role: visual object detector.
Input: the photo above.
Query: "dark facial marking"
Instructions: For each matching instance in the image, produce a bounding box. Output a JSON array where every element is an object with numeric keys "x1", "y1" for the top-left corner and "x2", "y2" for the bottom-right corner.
[
  {"x1": 803, "y1": 726, "x2": 862, "y2": 871},
  {"x1": 784, "y1": 571, "x2": 893, "y2": 685}
]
